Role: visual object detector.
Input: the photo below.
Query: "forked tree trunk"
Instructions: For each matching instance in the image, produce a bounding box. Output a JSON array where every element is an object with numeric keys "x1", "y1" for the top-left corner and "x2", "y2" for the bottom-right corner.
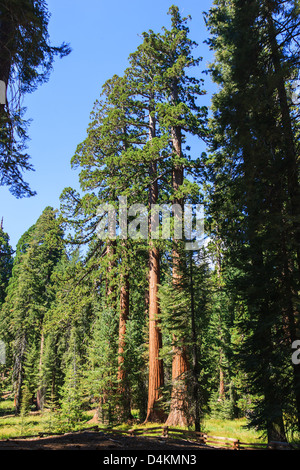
[{"x1": 145, "y1": 106, "x2": 165, "y2": 423}]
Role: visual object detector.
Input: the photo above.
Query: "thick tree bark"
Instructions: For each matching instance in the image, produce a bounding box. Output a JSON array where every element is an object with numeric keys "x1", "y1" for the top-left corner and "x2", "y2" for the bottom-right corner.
[{"x1": 145, "y1": 108, "x2": 165, "y2": 423}]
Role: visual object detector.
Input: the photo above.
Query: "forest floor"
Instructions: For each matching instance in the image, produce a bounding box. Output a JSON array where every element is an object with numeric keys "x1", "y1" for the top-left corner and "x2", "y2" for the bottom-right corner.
[
  {"x1": 0, "y1": 429, "x2": 214, "y2": 450},
  {"x1": 0, "y1": 397, "x2": 266, "y2": 451}
]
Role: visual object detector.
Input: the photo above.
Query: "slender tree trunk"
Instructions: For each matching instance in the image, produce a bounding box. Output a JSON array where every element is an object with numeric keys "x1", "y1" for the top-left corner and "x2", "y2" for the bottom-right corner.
[
  {"x1": 117, "y1": 268, "x2": 132, "y2": 420},
  {"x1": 105, "y1": 240, "x2": 116, "y2": 302},
  {"x1": 215, "y1": 233, "x2": 225, "y2": 403},
  {"x1": 36, "y1": 331, "x2": 45, "y2": 410},
  {"x1": 219, "y1": 365, "x2": 225, "y2": 401},
  {"x1": 145, "y1": 106, "x2": 165, "y2": 423}
]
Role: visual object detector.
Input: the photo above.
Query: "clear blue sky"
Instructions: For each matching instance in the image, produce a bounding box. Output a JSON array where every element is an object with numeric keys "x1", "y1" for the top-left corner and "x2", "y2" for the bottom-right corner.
[{"x1": 0, "y1": 0, "x2": 215, "y2": 249}]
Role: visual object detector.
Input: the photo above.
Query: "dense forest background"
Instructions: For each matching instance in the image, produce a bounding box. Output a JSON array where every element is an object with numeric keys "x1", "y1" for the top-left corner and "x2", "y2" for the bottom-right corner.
[{"x1": 0, "y1": 0, "x2": 300, "y2": 445}]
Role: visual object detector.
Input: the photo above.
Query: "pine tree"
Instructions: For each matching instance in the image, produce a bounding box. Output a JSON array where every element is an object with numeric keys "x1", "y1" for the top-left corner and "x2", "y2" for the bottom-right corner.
[
  {"x1": 58, "y1": 328, "x2": 85, "y2": 431},
  {"x1": 86, "y1": 300, "x2": 119, "y2": 425},
  {"x1": 206, "y1": 0, "x2": 300, "y2": 440},
  {"x1": 41, "y1": 247, "x2": 96, "y2": 409},
  {"x1": 1, "y1": 207, "x2": 64, "y2": 412}
]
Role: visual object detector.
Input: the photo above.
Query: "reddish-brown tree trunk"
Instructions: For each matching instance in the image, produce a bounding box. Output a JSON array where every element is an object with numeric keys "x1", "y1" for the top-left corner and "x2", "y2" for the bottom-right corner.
[
  {"x1": 145, "y1": 239, "x2": 165, "y2": 422},
  {"x1": 165, "y1": 125, "x2": 190, "y2": 427},
  {"x1": 144, "y1": 107, "x2": 165, "y2": 423},
  {"x1": 219, "y1": 365, "x2": 225, "y2": 401}
]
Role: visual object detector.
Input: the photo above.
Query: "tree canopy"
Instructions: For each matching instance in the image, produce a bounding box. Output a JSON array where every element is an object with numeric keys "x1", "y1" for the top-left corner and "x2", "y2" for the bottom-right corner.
[{"x1": 0, "y1": 0, "x2": 70, "y2": 197}]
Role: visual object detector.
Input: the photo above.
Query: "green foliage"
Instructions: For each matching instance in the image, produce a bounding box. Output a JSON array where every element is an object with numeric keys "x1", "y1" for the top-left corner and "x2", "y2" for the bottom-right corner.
[
  {"x1": 0, "y1": 207, "x2": 65, "y2": 411},
  {"x1": 0, "y1": 221, "x2": 13, "y2": 306},
  {"x1": 57, "y1": 329, "x2": 85, "y2": 431},
  {"x1": 206, "y1": 0, "x2": 300, "y2": 439},
  {"x1": 0, "y1": 0, "x2": 70, "y2": 197}
]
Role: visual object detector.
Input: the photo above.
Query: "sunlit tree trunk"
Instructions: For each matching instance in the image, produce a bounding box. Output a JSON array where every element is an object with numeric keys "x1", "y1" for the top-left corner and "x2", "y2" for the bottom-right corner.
[{"x1": 145, "y1": 106, "x2": 165, "y2": 423}]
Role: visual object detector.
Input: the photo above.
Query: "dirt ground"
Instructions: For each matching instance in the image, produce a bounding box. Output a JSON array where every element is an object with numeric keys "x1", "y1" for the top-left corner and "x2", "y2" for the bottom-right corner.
[{"x1": 0, "y1": 430, "x2": 216, "y2": 451}]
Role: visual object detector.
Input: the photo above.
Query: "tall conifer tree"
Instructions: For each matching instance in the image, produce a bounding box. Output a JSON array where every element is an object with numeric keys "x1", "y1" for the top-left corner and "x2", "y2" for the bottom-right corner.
[
  {"x1": 1, "y1": 207, "x2": 64, "y2": 412},
  {"x1": 206, "y1": 0, "x2": 300, "y2": 440}
]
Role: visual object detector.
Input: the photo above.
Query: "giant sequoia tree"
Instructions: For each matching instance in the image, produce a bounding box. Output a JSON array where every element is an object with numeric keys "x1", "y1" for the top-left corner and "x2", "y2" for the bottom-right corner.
[
  {"x1": 60, "y1": 5, "x2": 207, "y2": 426},
  {"x1": 157, "y1": 6, "x2": 207, "y2": 427}
]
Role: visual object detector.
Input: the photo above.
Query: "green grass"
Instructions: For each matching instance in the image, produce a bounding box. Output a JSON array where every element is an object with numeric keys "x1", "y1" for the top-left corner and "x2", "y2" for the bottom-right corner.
[
  {"x1": 109, "y1": 414, "x2": 266, "y2": 444},
  {"x1": 202, "y1": 417, "x2": 266, "y2": 444},
  {"x1": 0, "y1": 399, "x2": 47, "y2": 439},
  {"x1": 0, "y1": 400, "x2": 267, "y2": 444},
  {"x1": 0, "y1": 399, "x2": 92, "y2": 439}
]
